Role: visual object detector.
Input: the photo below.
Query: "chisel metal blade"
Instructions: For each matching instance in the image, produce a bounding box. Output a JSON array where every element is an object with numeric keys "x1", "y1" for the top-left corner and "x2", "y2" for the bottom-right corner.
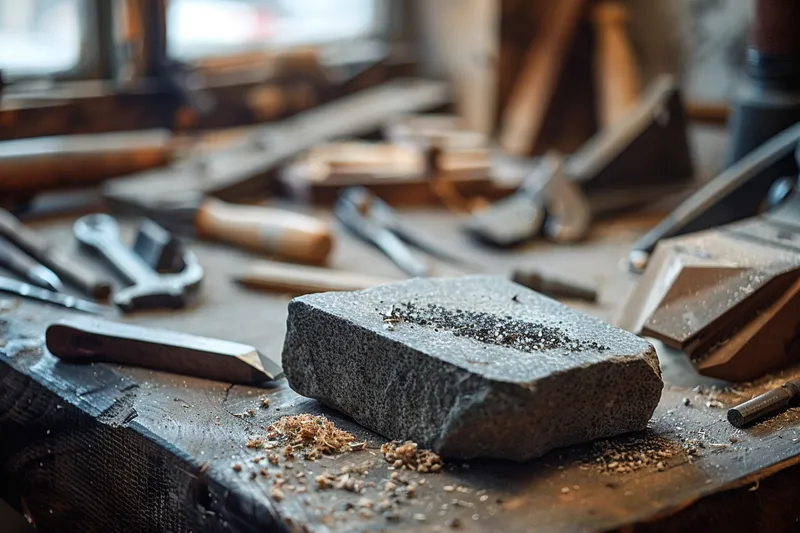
[{"x1": 46, "y1": 316, "x2": 283, "y2": 385}]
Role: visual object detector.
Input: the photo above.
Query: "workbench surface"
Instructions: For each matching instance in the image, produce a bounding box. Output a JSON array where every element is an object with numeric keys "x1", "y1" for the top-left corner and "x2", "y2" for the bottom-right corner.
[{"x1": 1, "y1": 207, "x2": 799, "y2": 533}]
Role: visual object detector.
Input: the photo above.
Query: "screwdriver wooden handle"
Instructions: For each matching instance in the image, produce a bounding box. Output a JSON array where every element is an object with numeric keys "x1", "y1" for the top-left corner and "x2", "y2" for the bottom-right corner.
[
  {"x1": 592, "y1": 2, "x2": 641, "y2": 129},
  {"x1": 194, "y1": 198, "x2": 333, "y2": 264},
  {"x1": 237, "y1": 260, "x2": 396, "y2": 295}
]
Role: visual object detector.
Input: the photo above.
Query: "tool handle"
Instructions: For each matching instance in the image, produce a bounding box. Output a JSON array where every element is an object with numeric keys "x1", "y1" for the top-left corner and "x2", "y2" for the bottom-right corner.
[
  {"x1": 237, "y1": 260, "x2": 395, "y2": 295},
  {"x1": 195, "y1": 198, "x2": 333, "y2": 264},
  {"x1": 592, "y1": 2, "x2": 641, "y2": 129}
]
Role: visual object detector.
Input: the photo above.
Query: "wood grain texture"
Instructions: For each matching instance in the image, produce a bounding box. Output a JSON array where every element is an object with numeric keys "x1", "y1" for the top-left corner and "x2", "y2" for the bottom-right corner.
[
  {"x1": 592, "y1": 2, "x2": 642, "y2": 129},
  {"x1": 0, "y1": 210, "x2": 799, "y2": 532},
  {"x1": 498, "y1": 0, "x2": 586, "y2": 155}
]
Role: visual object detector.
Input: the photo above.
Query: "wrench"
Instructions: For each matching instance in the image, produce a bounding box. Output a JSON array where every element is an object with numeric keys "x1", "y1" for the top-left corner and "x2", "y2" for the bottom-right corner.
[{"x1": 74, "y1": 214, "x2": 203, "y2": 312}]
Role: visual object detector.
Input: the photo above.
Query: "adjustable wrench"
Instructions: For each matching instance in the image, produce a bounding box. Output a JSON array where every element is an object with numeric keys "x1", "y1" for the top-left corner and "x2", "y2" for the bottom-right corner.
[{"x1": 74, "y1": 214, "x2": 203, "y2": 312}]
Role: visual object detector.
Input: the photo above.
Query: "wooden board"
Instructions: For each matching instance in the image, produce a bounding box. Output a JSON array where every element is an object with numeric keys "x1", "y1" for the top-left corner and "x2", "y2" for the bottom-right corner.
[
  {"x1": 104, "y1": 79, "x2": 451, "y2": 202},
  {"x1": 498, "y1": 0, "x2": 586, "y2": 156},
  {"x1": 1, "y1": 211, "x2": 800, "y2": 532}
]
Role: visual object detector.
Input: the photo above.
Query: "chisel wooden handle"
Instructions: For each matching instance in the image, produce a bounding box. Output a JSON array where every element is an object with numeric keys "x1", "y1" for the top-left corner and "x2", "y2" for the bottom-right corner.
[
  {"x1": 237, "y1": 260, "x2": 395, "y2": 295},
  {"x1": 592, "y1": 2, "x2": 641, "y2": 129},
  {"x1": 195, "y1": 198, "x2": 333, "y2": 264}
]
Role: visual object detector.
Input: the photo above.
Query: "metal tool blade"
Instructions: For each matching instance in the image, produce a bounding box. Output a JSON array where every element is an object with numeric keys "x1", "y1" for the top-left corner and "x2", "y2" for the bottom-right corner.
[
  {"x1": 0, "y1": 276, "x2": 110, "y2": 315},
  {"x1": 335, "y1": 187, "x2": 429, "y2": 278},
  {"x1": 46, "y1": 316, "x2": 283, "y2": 385}
]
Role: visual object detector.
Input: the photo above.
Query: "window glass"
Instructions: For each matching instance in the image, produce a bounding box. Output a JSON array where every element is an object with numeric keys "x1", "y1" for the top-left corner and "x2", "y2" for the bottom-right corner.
[
  {"x1": 0, "y1": 0, "x2": 83, "y2": 76},
  {"x1": 168, "y1": 0, "x2": 381, "y2": 60}
]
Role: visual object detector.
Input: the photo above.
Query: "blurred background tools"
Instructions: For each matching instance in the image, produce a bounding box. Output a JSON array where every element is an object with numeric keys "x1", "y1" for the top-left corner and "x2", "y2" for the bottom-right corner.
[
  {"x1": 103, "y1": 186, "x2": 334, "y2": 264},
  {"x1": 628, "y1": 124, "x2": 800, "y2": 271},
  {"x1": 335, "y1": 186, "x2": 473, "y2": 277},
  {"x1": 0, "y1": 276, "x2": 109, "y2": 315},
  {"x1": 629, "y1": 0, "x2": 800, "y2": 272},
  {"x1": 73, "y1": 214, "x2": 203, "y2": 312},
  {"x1": 0, "y1": 130, "x2": 176, "y2": 202},
  {"x1": 46, "y1": 316, "x2": 282, "y2": 385},
  {"x1": 618, "y1": 191, "x2": 800, "y2": 383},
  {"x1": 511, "y1": 270, "x2": 597, "y2": 303},
  {"x1": 0, "y1": 209, "x2": 111, "y2": 298},
  {"x1": 466, "y1": 75, "x2": 694, "y2": 247},
  {"x1": 237, "y1": 260, "x2": 396, "y2": 295},
  {"x1": 0, "y1": 234, "x2": 62, "y2": 292},
  {"x1": 728, "y1": 379, "x2": 800, "y2": 428}
]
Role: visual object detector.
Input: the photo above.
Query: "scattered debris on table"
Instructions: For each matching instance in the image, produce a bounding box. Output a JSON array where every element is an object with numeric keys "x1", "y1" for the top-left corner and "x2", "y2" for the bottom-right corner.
[
  {"x1": 381, "y1": 440, "x2": 444, "y2": 473},
  {"x1": 383, "y1": 302, "x2": 608, "y2": 353},
  {"x1": 584, "y1": 433, "x2": 688, "y2": 474},
  {"x1": 268, "y1": 414, "x2": 363, "y2": 460}
]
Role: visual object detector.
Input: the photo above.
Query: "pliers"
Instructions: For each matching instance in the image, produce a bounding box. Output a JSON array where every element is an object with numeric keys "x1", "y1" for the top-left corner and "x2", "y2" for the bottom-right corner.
[{"x1": 334, "y1": 187, "x2": 466, "y2": 277}]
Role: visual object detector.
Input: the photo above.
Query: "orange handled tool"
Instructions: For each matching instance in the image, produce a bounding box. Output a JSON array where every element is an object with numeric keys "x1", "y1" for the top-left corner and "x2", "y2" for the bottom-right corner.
[{"x1": 195, "y1": 198, "x2": 333, "y2": 264}]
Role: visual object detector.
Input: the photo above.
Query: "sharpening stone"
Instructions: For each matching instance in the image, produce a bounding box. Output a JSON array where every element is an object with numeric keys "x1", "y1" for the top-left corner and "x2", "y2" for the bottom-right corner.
[{"x1": 282, "y1": 276, "x2": 662, "y2": 460}]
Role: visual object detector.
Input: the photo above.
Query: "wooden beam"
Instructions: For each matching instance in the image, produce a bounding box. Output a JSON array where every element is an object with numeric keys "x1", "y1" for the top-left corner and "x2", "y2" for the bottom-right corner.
[{"x1": 498, "y1": 0, "x2": 585, "y2": 156}]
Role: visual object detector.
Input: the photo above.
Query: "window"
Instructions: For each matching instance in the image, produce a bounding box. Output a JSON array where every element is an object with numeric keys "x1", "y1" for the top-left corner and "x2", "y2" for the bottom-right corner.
[
  {"x1": 168, "y1": 0, "x2": 383, "y2": 60},
  {"x1": 0, "y1": 0, "x2": 84, "y2": 76}
]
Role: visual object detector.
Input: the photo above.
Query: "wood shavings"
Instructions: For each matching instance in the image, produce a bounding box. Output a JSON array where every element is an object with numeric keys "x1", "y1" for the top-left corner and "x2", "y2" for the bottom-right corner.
[
  {"x1": 268, "y1": 414, "x2": 357, "y2": 460},
  {"x1": 586, "y1": 434, "x2": 683, "y2": 474},
  {"x1": 380, "y1": 440, "x2": 443, "y2": 473},
  {"x1": 315, "y1": 472, "x2": 364, "y2": 493}
]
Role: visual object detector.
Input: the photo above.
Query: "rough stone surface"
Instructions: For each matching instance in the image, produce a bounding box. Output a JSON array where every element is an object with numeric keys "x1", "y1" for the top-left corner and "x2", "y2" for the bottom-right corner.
[{"x1": 282, "y1": 276, "x2": 663, "y2": 461}]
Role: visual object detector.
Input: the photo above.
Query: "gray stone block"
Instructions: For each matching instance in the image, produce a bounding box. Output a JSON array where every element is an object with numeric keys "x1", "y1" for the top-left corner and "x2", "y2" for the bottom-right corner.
[{"x1": 282, "y1": 276, "x2": 662, "y2": 461}]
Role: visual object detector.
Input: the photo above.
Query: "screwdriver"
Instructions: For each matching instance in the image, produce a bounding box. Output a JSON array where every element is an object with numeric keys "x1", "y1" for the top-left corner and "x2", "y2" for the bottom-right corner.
[{"x1": 0, "y1": 235, "x2": 63, "y2": 291}]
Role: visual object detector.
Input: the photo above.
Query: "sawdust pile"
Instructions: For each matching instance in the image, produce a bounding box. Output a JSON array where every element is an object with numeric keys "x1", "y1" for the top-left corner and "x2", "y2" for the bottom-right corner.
[
  {"x1": 586, "y1": 434, "x2": 686, "y2": 474},
  {"x1": 381, "y1": 440, "x2": 443, "y2": 473},
  {"x1": 268, "y1": 414, "x2": 363, "y2": 460}
]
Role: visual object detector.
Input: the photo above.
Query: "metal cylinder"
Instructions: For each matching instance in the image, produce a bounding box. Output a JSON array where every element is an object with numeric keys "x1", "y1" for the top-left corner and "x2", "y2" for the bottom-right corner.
[{"x1": 727, "y1": 384, "x2": 795, "y2": 427}]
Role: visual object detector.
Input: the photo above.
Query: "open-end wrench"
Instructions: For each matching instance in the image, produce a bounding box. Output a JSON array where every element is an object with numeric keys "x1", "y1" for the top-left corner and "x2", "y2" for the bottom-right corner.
[{"x1": 74, "y1": 214, "x2": 203, "y2": 312}]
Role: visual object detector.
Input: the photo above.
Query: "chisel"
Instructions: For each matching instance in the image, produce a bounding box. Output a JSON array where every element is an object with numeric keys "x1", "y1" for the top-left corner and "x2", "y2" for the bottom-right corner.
[{"x1": 46, "y1": 316, "x2": 283, "y2": 385}]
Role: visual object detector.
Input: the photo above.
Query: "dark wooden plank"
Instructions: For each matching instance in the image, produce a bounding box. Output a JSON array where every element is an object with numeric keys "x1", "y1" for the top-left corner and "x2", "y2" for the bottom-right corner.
[{"x1": 1, "y1": 211, "x2": 799, "y2": 532}]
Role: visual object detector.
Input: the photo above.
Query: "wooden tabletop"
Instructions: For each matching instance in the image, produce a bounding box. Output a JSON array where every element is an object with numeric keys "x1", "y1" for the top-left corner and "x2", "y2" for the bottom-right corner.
[{"x1": 1, "y1": 205, "x2": 799, "y2": 533}]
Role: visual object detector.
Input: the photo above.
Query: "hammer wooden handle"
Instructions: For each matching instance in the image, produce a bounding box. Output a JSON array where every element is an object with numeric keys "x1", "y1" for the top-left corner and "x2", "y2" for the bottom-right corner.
[
  {"x1": 237, "y1": 260, "x2": 395, "y2": 295},
  {"x1": 195, "y1": 198, "x2": 333, "y2": 264},
  {"x1": 592, "y1": 2, "x2": 641, "y2": 129}
]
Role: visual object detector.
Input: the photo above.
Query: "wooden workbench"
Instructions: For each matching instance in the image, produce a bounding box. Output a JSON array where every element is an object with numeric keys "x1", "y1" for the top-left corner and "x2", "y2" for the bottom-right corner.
[{"x1": 1, "y1": 204, "x2": 799, "y2": 533}]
